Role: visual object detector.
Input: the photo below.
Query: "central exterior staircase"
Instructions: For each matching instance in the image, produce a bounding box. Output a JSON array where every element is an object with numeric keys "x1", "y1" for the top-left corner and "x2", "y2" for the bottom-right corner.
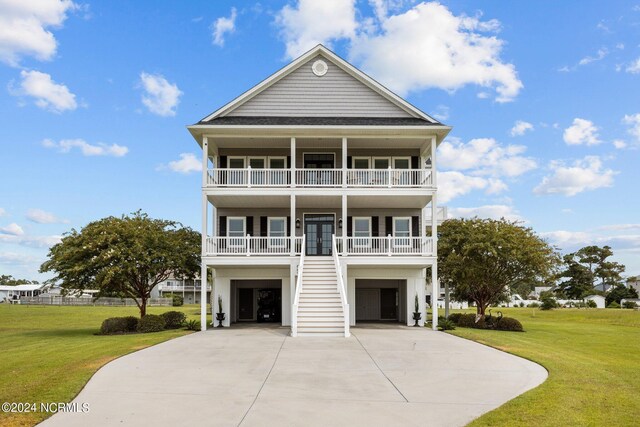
[{"x1": 292, "y1": 236, "x2": 350, "y2": 337}]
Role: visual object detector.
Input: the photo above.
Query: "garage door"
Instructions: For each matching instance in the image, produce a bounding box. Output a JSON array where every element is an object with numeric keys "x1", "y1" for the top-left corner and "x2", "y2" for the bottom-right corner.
[{"x1": 356, "y1": 289, "x2": 380, "y2": 320}]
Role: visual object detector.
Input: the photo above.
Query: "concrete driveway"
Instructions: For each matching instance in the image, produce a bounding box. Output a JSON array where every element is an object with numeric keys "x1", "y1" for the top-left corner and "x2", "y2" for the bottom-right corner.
[{"x1": 42, "y1": 325, "x2": 546, "y2": 427}]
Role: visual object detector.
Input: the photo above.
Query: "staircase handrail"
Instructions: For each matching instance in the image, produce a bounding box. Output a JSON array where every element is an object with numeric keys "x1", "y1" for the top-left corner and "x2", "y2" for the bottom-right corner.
[
  {"x1": 332, "y1": 234, "x2": 350, "y2": 337},
  {"x1": 291, "y1": 234, "x2": 305, "y2": 337}
]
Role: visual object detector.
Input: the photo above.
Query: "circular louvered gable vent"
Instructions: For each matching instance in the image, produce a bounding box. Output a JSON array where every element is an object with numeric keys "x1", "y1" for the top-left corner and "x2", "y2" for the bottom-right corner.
[{"x1": 312, "y1": 60, "x2": 328, "y2": 76}]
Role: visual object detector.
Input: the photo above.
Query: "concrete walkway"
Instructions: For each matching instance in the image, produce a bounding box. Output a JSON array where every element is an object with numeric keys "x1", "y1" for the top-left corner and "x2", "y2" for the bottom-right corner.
[{"x1": 42, "y1": 325, "x2": 546, "y2": 427}]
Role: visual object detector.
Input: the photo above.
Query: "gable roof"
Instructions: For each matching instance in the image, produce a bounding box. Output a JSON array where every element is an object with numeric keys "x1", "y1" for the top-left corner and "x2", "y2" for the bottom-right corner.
[{"x1": 199, "y1": 45, "x2": 441, "y2": 125}]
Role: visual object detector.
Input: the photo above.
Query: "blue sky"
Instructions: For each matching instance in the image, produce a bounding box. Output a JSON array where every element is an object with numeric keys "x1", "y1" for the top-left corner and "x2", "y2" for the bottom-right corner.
[{"x1": 1, "y1": 0, "x2": 639, "y2": 280}]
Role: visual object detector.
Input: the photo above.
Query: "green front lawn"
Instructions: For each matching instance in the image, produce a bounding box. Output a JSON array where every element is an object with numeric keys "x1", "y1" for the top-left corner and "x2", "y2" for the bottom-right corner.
[
  {"x1": 0, "y1": 304, "x2": 209, "y2": 427},
  {"x1": 446, "y1": 308, "x2": 640, "y2": 426}
]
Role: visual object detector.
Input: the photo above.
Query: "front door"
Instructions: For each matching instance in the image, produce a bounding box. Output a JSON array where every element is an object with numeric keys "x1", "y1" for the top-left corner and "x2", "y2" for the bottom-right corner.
[
  {"x1": 380, "y1": 288, "x2": 398, "y2": 320},
  {"x1": 238, "y1": 288, "x2": 254, "y2": 321},
  {"x1": 304, "y1": 214, "x2": 334, "y2": 256}
]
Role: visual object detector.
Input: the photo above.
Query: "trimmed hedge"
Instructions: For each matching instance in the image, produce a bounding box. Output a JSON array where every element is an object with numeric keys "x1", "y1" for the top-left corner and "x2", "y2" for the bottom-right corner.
[
  {"x1": 161, "y1": 311, "x2": 187, "y2": 329},
  {"x1": 137, "y1": 314, "x2": 166, "y2": 333},
  {"x1": 450, "y1": 313, "x2": 523, "y2": 332},
  {"x1": 172, "y1": 295, "x2": 184, "y2": 307},
  {"x1": 100, "y1": 316, "x2": 139, "y2": 335}
]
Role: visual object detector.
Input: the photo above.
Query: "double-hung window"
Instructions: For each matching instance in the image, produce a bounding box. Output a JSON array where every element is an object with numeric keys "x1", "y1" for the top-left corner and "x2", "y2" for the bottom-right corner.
[
  {"x1": 353, "y1": 217, "x2": 371, "y2": 249},
  {"x1": 268, "y1": 217, "x2": 286, "y2": 248},
  {"x1": 228, "y1": 217, "x2": 246, "y2": 248},
  {"x1": 393, "y1": 217, "x2": 411, "y2": 247},
  {"x1": 228, "y1": 157, "x2": 246, "y2": 185}
]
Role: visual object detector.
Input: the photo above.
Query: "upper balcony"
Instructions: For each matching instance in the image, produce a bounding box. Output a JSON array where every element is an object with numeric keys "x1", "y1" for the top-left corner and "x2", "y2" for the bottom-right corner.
[{"x1": 206, "y1": 167, "x2": 432, "y2": 189}]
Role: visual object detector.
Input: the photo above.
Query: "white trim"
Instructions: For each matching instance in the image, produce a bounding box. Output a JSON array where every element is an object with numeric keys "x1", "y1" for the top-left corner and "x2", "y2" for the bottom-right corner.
[
  {"x1": 393, "y1": 217, "x2": 411, "y2": 247},
  {"x1": 372, "y1": 157, "x2": 391, "y2": 169},
  {"x1": 352, "y1": 156, "x2": 371, "y2": 169},
  {"x1": 352, "y1": 217, "x2": 372, "y2": 248},
  {"x1": 200, "y1": 45, "x2": 438, "y2": 123},
  {"x1": 228, "y1": 156, "x2": 246, "y2": 168},
  {"x1": 227, "y1": 217, "x2": 246, "y2": 247},
  {"x1": 392, "y1": 157, "x2": 411, "y2": 169},
  {"x1": 268, "y1": 217, "x2": 287, "y2": 248},
  {"x1": 268, "y1": 156, "x2": 287, "y2": 168}
]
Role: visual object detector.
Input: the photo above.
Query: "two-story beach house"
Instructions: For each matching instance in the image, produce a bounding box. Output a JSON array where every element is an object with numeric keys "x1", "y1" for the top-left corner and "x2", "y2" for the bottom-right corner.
[{"x1": 187, "y1": 45, "x2": 450, "y2": 336}]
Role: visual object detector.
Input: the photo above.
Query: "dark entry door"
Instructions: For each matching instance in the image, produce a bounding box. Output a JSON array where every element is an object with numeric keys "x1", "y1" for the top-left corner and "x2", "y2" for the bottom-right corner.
[
  {"x1": 238, "y1": 288, "x2": 254, "y2": 321},
  {"x1": 305, "y1": 215, "x2": 334, "y2": 256},
  {"x1": 303, "y1": 154, "x2": 335, "y2": 185},
  {"x1": 380, "y1": 288, "x2": 398, "y2": 320}
]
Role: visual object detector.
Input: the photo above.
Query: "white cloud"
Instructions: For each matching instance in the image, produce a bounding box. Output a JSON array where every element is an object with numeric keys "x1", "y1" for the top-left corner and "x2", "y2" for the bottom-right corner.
[
  {"x1": 510, "y1": 120, "x2": 534, "y2": 136},
  {"x1": 438, "y1": 171, "x2": 491, "y2": 203},
  {"x1": 0, "y1": 223, "x2": 24, "y2": 236},
  {"x1": 598, "y1": 224, "x2": 640, "y2": 231},
  {"x1": 432, "y1": 105, "x2": 449, "y2": 122},
  {"x1": 450, "y1": 205, "x2": 523, "y2": 222},
  {"x1": 349, "y1": 2, "x2": 522, "y2": 101},
  {"x1": 578, "y1": 48, "x2": 608, "y2": 66},
  {"x1": 563, "y1": 118, "x2": 601, "y2": 146},
  {"x1": 613, "y1": 139, "x2": 627, "y2": 149},
  {"x1": 534, "y1": 156, "x2": 616, "y2": 196},
  {"x1": 626, "y1": 58, "x2": 640, "y2": 74},
  {"x1": 276, "y1": 0, "x2": 357, "y2": 59},
  {"x1": 139, "y1": 72, "x2": 182, "y2": 117},
  {"x1": 11, "y1": 70, "x2": 77, "y2": 113},
  {"x1": 622, "y1": 113, "x2": 640, "y2": 144},
  {"x1": 212, "y1": 7, "x2": 237, "y2": 47},
  {"x1": 166, "y1": 153, "x2": 202, "y2": 174},
  {"x1": 0, "y1": 0, "x2": 77, "y2": 65},
  {"x1": 540, "y1": 230, "x2": 591, "y2": 248},
  {"x1": 438, "y1": 137, "x2": 537, "y2": 177},
  {"x1": 42, "y1": 138, "x2": 128, "y2": 157},
  {"x1": 0, "y1": 252, "x2": 39, "y2": 265},
  {"x1": 26, "y1": 209, "x2": 68, "y2": 224},
  {"x1": 0, "y1": 233, "x2": 61, "y2": 248},
  {"x1": 275, "y1": 1, "x2": 522, "y2": 102},
  {"x1": 0, "y1": 208, "x2": 6, "y2": 217}
]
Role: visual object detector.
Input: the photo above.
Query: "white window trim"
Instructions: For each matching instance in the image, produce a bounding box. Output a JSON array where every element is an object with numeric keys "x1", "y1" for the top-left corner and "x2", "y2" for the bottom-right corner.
[
  {"x1": 267, "y1": 217, "x2": 287, "y2": 247},
  {"x1": 392, "y1": 156, "x2": 411, "y2": 169},
  {"x1": 352, "y1": 217, "x2": 372, "y2": 247},
  {"x1": 268, "y1": 156, "x2": 287, "y2": 168},
  {"x1": 248, "y1": 156, "x2": 267, "y2": 168},
  {"x1": 227, "y1": 217, "x2": 246, "y2": 247},
  {"x1": 352, "y1": 156, "x2": 371, "y2": 169},
  {"x1": 393, "y1": 217, "x2": 411, "y2": 247},
  {"x1": 228, "y1": 156, "x2": 246, "y2": 169},
  {"x1": 372, "y1": 156, "x2": 391, "y2": 169}
]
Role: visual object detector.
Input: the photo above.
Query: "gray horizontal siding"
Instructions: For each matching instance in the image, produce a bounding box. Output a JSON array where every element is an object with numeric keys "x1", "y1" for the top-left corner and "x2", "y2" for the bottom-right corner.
[{"x1": 227, "y1": 55, "x2": 413, "y2": 118}]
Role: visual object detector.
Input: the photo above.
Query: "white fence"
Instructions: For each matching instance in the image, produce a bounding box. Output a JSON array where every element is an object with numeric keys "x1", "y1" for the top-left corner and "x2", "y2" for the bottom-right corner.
[{"x1": 19, "y1": 297, "x2": 173, "y2": 306}]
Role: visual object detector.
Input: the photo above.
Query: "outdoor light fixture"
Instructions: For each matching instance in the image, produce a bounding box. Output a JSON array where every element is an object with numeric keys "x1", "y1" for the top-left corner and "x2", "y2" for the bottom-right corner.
[
  {"x1": 338, "y1": 218, "x2": 343, "y2": 228},
  {"x1": 295, "y1": 218, "x2": 301, "y2": 228}
]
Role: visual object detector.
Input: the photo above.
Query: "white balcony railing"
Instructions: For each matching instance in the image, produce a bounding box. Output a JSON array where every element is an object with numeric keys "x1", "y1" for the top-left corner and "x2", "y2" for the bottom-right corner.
[
  {"x1": 206, "y1": 168, "x2": 432, "y2": 189},
  {"x1": 160, "y1": 284, "x2": 212, "y2": 292},
  {"x1": 424, "y1": 206, "x2": 448, "y2": 222},
  {"x1": 204, "y1": 236, "x2": 303, "y2": 256},
  {"x1": 336, "y1": 236, "x2": 434, "y2": 256}
]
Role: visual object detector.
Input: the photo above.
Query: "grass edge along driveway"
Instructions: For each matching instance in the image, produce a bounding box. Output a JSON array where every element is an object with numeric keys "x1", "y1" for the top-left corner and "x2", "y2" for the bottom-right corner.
[
  {"x1": 446, "y1": 308, "x2": 640, "y2": 426},
  {"x1": 0, "y1": 304, "x2": 208, "y2": 427}
]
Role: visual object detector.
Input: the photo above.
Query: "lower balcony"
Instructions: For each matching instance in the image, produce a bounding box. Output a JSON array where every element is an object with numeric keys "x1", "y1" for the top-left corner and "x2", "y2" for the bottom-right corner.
[{"x1": 204, "y1": 236, "x2": 434, "y2": 257}]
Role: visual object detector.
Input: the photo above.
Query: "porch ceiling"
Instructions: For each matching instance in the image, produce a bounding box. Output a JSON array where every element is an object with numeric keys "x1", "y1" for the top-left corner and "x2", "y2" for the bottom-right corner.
[{"x1": 208, "y1": 193, "x2": 432, "y2": 209}]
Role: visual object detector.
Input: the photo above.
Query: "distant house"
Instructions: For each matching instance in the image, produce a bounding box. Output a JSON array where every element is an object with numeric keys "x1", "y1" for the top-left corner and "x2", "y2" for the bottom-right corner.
[
  {"x1": 530, "y1": 286, "x2": 552, "y2": 299},
  {"x1": 620, "y1": 298, "x2": 640, "y2": 308},
  {"x1": 156, "y1": 274, "x2": 209, "y2": 304},
  {"x1": 0, "y1": 283, "x2": 48, "y2": 303},
  {"x1": 627, "y1": 277, "x2": 640, "y2": 294}
]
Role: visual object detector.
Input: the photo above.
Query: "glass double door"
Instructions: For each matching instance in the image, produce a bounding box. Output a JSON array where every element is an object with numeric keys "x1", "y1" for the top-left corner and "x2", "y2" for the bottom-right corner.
[{"x1": 305, "y1": 214, "x2": 334, "y2": 256}]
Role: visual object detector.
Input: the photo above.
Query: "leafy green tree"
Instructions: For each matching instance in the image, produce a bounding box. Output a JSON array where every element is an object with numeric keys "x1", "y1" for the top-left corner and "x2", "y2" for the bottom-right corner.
[
  {"x1": 438, "y1": 218, "x2": 559, "y2": 318},
  {"x1": 605, "y1": 285, "x2": 638, "y2": 307},
  {"x1": 40, "y1": 211, "x2": 200, "y2": 317},
  {"x1": 0, "y1": 275, "x2": 38, "y2": 286},
  {"x1": 576, "y1": 246, "x2": 625, "y2": 291},
  {"x1": 556, "y1": 253, "x2": 595, "y2": 298}
]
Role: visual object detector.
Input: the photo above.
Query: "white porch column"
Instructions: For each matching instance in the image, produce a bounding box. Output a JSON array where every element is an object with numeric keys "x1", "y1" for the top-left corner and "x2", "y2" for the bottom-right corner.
[
  {"x1": 341, "y1": 194, "x2": 347, "y2": 255},
  {"x1": 431, "y1": 263, "x2": 438, "y2": 330},
  {"x1": 290, "y1": 194, "x2": 296, "y2": 256},
  {"x1": 431, "y1": 194, "x2": 438, "y2": 257},
  {"x1": 200, "y1": 263, "x2": 207, "y2": 331},
  {"x1": 290, "y1": 137, "x2": 296, "y2": 187},
  {"x1": 430, "y1": 135, "x2": 437, "y2": 187},
  {"x1": 342, "y1": 137, "x2": 347, "y2": 188},
  {"x1": 202, "y1": 137, "x2": 209, "y2": 187}
]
